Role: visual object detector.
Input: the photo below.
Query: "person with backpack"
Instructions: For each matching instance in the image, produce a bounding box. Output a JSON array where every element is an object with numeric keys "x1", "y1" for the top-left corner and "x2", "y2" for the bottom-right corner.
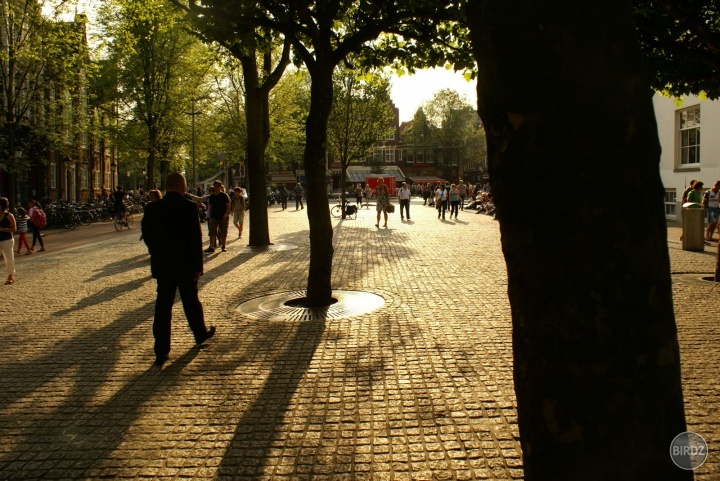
[
  {"x1": 14, "y1": 207, "x2": 32, "y2": 255},
  {"x1": 0, "y1": 197, "x2": 16, "y2": 285},
  {"x1": 28, "y1": 199, "x2": 46, "y2": 252}
]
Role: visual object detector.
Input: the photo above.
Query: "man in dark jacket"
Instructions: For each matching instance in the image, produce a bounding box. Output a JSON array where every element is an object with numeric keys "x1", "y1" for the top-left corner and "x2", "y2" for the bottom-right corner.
[{"x1": 142, "y1": 172, "x2": 215, "y2": 366}]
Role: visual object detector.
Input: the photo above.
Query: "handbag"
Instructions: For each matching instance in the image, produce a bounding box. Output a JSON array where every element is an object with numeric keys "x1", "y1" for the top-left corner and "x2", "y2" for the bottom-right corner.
[{"x1": 385, "y1": 204, "x2": 395, "y2": 213}]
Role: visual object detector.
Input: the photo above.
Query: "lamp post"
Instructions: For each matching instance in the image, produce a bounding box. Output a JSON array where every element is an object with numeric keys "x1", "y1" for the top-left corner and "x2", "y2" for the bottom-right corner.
[
  {"x1": 13, "y1": 149, "x2": 22, "y2": 205},
  {"x1": 110, "y1": 161, "x2": 117, "y2": 191}
]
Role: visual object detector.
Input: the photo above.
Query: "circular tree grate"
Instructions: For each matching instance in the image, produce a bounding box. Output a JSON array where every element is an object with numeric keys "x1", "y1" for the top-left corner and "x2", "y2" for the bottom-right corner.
[
  {"x1": 235, "y1": 290, "x2": 385, "y2": 322},
  {"x1": 237, "y1": 243, "x2": 299, "y2": 254}
]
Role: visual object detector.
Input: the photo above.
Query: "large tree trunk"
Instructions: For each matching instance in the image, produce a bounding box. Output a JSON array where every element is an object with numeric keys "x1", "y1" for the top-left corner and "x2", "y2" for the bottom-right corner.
[
  {"x1": 304, "y1": 66, "x2": 334, "y2": 305},
  {"x1": 243, "y1": 55, "x2": 271, "y2": 247},
  {"x1": 468, "y1": 1, "x2": 691, "y2": 479}
]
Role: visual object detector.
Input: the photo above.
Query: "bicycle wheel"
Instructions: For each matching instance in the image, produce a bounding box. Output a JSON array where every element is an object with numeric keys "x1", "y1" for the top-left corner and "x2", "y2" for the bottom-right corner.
[
  {"x1": 113, "y1": 215, "x2": 122, "y2": 231},
  {"x1": 125, "y1": 213, "x2": 134, "y2": 229},
  {"x1": 331, "y1": 205, "x2": 342, "y2": 218},
  {"x1": 78, "y1": 211, "x2": 92, "y2": 226}
]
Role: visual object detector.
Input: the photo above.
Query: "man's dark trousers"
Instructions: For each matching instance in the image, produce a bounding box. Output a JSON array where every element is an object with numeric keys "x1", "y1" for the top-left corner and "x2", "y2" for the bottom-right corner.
[
  {"x1": 400, "y1": 199, "x2": 410, "y2": 219},
  {"x1": 153, "y1": 276, "x2": 206, "y2": 358}
]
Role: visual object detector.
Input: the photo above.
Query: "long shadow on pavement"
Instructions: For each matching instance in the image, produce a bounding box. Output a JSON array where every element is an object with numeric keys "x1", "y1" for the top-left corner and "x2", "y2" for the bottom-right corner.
[{"x1": 212, "y1": 314, "x2": 326, "y2": 479}]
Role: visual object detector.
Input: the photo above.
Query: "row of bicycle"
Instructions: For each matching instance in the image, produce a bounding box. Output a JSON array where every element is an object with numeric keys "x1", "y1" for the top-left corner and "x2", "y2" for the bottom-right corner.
[{"x1": 41, "y1": 199, "x2": 145, "y2": 230}]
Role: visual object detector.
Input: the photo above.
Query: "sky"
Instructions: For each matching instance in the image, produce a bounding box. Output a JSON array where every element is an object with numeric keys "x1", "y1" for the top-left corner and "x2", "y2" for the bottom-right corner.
[{"x1": 390, "y1": 67, "x2": 478, "y2": 123}]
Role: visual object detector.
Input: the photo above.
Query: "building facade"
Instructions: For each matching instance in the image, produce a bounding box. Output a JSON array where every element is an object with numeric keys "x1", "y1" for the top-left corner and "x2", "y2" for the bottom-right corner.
[{"x1": 654, "y1": 94, "x2": 720, "y2": 221}]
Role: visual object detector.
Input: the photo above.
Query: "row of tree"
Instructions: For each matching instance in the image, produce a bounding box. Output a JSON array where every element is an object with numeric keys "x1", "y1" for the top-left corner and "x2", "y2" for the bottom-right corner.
[{"x1": 5, "y1": 0, "x2": 719, "y2": 477}]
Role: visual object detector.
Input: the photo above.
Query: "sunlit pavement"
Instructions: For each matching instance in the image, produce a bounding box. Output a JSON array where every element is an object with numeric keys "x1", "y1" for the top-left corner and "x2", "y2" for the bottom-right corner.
[{"x1": 0, "y1": 199, "x2": 717, "y2": 480}]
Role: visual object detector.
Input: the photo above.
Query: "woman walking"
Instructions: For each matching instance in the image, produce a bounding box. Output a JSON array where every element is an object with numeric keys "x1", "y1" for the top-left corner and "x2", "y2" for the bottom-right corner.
[
  {"x1": 435, "y1": 183, "x2": 447, "y2": 219},
  {"x1": 28, "y1": 200, "x2": 45, "y2": 252},
  {"x1": 231, "y1": 187, "x2": 246, "y2": 238},
  {"x1": 0, "y1": 197, "x2": 17, "y2": 285},
  {"x1": 449, "y1": 183, "x2": 460, "y2": 219},
  {"x1": 15, "y1": 207, "x2": 32, "y2": 255},
  {"x1": 375, "y1": 177, "x2": 391, "y2": 228}
]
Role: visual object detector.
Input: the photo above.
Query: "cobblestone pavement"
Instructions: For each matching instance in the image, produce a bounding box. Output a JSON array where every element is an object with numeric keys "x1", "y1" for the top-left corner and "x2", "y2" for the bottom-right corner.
[{"x1": 0, "y1": 200, "x2": 717, "y2": 480}]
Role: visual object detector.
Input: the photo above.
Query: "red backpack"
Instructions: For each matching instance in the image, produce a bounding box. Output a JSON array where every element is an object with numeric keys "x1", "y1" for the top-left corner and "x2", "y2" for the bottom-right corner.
[{"x1": 31, "y1": 206, "x2": 47, "y2": 228}]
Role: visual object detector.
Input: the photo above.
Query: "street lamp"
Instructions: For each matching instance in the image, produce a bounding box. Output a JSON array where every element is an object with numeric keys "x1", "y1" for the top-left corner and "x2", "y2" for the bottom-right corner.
[
  {"x1": 13, "y1": 149, "x2": 22, "y2": 205},
  {"x1": 110, "y1": 161, "x2": 117, "y2": 190}
]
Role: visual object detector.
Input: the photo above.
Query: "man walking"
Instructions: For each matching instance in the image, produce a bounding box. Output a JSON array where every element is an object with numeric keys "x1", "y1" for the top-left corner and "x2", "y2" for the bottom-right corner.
[
  {"x1": 141, "y1": 172, "x2": 215, "y2": 366},
  {"x1": 458, "y1": 180, "x2": 467, "y2": 210},
  {"x1": 398, "y1": 181, "x2": 411, "y2": 220},
  {"x1": 294, "y1": 183, "x2": 304, "y2": 210},
  {"x1": 206, "y1": 180, "x2": 231, "y2": 252}
]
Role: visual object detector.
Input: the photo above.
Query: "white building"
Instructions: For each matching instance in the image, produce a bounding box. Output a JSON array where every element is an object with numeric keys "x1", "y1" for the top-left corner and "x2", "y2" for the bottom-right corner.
[{"x1": 654, "y1": 94, "x2": 720, "y2": 221}]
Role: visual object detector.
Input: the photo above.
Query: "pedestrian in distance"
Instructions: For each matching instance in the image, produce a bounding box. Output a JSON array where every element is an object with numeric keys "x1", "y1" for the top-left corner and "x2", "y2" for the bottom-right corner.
[
  {"x1": 0, "y1": 197, "x2": 17, "y2": 285},
  {"x1": 375, "y1": 177, "x2": 391, "y2": 228},
  {"x1": 436, "y1": 183, "x2": 447, "y2": 220},
  {"x1": 14, "y1": 207, "x2": 32, "y2": 255},
  {"x1": 703, "y1": 180, "x2": 720, "y2": 240},
  {"x1": 681, "y1": 179, "x2": 697, "y2": 205},
  {"x1": 139, "y1": 190, "x2": 162, "y2": 242},
  {"x1": 113, "y1": 185, "x2": 128, "y2": 226},
  {"x1": 141, "y1": 173, "x2": 216, "y2": 366},
  {"x1": 458, "y1": 180, "x2": 467, "y2": 210},
  {"x1": 294, "y1": 183, "x2": 304, "y2": 210},
  {"x1": 206, "y1": 181, "x2": 231, "y2": 253},
  {"x1": 398, "y1": 181, "x2": 411, "y2": 221},
  {"x1": 231, "y1": 187, "x2": 246, "y2": 238},
  {"x1": 449, "y1": 184, "x2": 460, "y2": 219},
  {"x1": 687, "y1": 181, "x2": 704, "y2": 206},
  {"x1": 278, "y1": 185, "x2": 288, "y2": 210},
  {"x1": 364, "y1": 184, "x2": 372, "y2": 209},
  {"x1": 355, "y1": 183, "x2": 363, "y2": 206},
  {"x1": 27, "y1": 199, "x2": 46, "y2": 252}
]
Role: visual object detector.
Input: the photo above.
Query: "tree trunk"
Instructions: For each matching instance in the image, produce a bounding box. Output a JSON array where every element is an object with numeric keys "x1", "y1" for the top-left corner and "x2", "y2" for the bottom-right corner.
[
  {"x1": 243, "y1": 55, "x2": 272, "y2": 247},
  {"x1": 468, "y1": 1, "x2": 691, "y2": 479},
  {"x1": 147, "y1": 125, "x2": 157, "y2": 191},
  {"x1": 304, "y1": 66, "x2": 334, "y2": 305}
]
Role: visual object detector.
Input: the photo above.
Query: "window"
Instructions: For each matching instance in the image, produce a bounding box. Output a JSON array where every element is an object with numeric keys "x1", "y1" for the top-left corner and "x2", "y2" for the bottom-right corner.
[
  {"x1": 81, "y1": 166, "x2": 89, "y2": 189},
  {"x1": 664, "y1": 189, "x2": 676, "y2": 217},
  {"x1": 50, "y1": 162, "x2": 57, "y2": 189},
  {"x1": 385, "y1": 129, "x2": 395, "y2": 141},
  {"x1": 94, "y1": 170, "x2": 101, "y2": 189},
  {"x1": 384, "y1": 148, "x2": 395, "y2": 163},
  {"x1": 679, "y1": 106, "x2": 700, "y2": 165}
]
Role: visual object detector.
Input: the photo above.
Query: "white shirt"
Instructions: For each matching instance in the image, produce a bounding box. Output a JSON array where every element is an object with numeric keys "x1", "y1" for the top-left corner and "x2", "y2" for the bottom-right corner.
[
  {"x1": 398, "y1": 187, "x2": 411, "y2": 200},
  {"x1": 707, "y1": 189, "x2": 720, "y2": 208},
  {"x1": 436, "y1": 188, "x2": 446, "y2": 200}
]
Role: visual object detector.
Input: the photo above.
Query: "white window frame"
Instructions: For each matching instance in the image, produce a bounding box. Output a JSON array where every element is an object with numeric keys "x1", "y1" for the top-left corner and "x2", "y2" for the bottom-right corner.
[
  {"x1": 678, "y1": 106, "x2": 700, "y2": 166},
  {"x1": 664, "y1": 189, "x2": 676, "y2": 218}
]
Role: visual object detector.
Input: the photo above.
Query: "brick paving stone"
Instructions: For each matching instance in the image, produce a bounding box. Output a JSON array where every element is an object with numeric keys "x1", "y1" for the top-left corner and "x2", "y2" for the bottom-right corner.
[{"x1": 0, "y1": 200, "x2": 717, "y2": 479}]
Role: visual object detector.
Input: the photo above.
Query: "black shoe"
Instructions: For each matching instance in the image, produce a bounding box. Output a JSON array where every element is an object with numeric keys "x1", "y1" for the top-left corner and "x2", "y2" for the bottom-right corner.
[
  {"x1": 197, "y1": 326, "x2": 216, "y2": 345},
  {"x1": 221, "y1": 246, "x2": 227, "y2": 252},
  {"x1": 204, "y1": 247, "x2": 215, "y2": 253},
  {"x1": 155, "y1": 354, "x2": 168, "y2": 366}
]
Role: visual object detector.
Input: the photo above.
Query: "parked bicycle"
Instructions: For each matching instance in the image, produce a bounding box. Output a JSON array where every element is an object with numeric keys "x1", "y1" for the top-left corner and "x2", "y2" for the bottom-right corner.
[{"x1": 331, "y1": 199, "x2": 357, "y2": 219}]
